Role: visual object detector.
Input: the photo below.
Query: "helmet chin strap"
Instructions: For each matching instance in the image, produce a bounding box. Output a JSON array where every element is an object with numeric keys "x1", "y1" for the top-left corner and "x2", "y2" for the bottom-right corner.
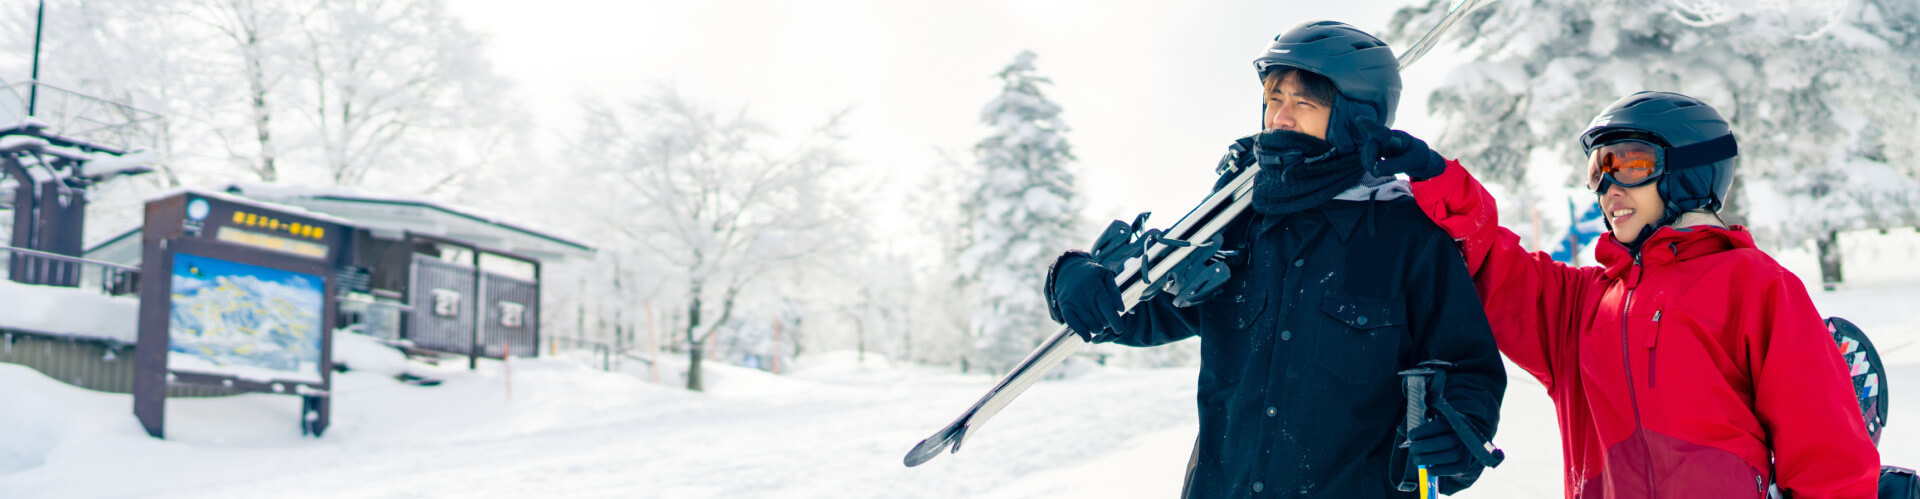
[{"x1": 1626, "y1": 225, "x2": 1658, "y2": 253}]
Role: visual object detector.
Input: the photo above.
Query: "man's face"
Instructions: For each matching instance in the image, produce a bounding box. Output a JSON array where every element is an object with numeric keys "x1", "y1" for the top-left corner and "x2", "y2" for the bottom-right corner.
[{"x1": 1264, "y1": 71, "x2": 1331, "y2": 140}]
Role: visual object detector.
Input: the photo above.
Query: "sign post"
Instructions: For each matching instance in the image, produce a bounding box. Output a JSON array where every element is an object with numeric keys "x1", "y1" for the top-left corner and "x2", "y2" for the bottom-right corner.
[{"x1": 133, "y1": 191, "x2": 354, "y2": 438}]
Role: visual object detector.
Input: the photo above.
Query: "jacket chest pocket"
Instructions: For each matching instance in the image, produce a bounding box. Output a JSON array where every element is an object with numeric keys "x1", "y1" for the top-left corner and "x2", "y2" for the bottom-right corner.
[
  {"x1": 1201, "y1": 286, "x2": 1266, "y2": 333},
  {"x1": 1315, "y1": 294, "x2": 1408, "y2": 383}
]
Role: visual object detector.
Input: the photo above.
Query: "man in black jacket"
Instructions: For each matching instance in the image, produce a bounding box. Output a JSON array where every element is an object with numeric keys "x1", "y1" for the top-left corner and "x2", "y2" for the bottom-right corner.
[{"x1": 1045, "y1": 21, "x2": 1506, "y2": 498}]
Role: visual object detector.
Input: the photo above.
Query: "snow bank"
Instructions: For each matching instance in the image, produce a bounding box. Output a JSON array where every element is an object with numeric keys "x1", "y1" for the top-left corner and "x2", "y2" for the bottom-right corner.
[
  {"x1": 328, "y1": 331, "x2": 410, "y2": 377},
  {"x1": 635, "y1": 351, "x2": 845, "y2": 400},
  {"x1": 0, "y1": 280, "x2": 137, "y2": 343},
  {"x1": 0, "y1": 354, "x2": 690, "y2": 497}
]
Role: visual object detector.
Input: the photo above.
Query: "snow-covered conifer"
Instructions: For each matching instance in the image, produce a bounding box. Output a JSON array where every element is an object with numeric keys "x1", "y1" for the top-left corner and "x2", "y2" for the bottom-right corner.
[{"x1": 959, "y1": 51, "x2": 1085, "y2": 373}]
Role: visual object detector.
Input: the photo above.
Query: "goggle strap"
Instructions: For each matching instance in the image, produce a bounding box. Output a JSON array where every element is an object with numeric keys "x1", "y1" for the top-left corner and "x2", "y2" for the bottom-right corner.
[{"x1": 1665, "y1": 134, "x2": 1737, "y2": 170}]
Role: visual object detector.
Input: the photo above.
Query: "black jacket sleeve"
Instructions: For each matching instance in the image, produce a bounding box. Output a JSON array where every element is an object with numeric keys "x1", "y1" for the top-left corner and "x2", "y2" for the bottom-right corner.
[
  {"x1": 1103, "y1": 289, "x2": 1202, "y2": 347},
  {"x1": 1407, "y1": 229, "x2": 1508, "y2": 494}
]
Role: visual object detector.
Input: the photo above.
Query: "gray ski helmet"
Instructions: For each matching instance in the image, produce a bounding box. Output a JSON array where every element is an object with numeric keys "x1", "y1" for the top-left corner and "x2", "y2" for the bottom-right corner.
[
  {"x1": 1580, "y1": 91, "x2": 1739, "y2": 220},
  {"x1": 1252, "y1": 20, "x2": 1402, "y2": 149}
]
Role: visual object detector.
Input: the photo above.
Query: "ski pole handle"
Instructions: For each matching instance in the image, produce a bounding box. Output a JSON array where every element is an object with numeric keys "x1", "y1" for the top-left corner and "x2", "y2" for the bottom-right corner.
[
  {"x1": 1401, "y1": 370, "x2": 1430, "y2": 438},
  {"x1": 1397, "y1": 366, "x2": 1437, "y2": 493}
]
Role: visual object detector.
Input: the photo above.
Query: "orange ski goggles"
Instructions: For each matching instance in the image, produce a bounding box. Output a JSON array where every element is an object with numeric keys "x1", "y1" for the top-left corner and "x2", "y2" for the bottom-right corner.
[{"x1": 1586, "y1": 139, "x2": 1665, "y2": 193}]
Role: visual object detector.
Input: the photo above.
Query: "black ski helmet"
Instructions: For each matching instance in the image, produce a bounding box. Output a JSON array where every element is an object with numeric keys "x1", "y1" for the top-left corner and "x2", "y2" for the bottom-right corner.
[
  {"x1": 1252, "y1": 20, "x2": 1401, "y2": 153},
  {"x1": 1580, "y1": 91, "x2": 1739, "y2": 224}
]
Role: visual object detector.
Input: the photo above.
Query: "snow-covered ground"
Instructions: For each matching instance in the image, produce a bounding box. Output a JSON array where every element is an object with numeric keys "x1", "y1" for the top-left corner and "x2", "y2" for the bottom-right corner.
[{"x1": 3, "y1": 235, "x2": 1919, "y2": 498}]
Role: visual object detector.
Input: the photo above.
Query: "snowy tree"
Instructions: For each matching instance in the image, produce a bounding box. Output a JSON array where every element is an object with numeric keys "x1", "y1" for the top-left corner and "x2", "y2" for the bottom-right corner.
[
  {"x1": 181, "y1": 0, "x2": 301, "y2": 183},
  {"x1": 960, "y1": 51, "x2": 1085, "y2": 374},
  {"x1": 904, "y1": 148, "x2": 979, "y2": 368},
  {"x1": 573, "y1": 89, "x2": 863, "y2": 391},
  {"x1": 0, "y1": 0, "x2": 518, "y2": 194},
  {"x1": 295, "y1": 0, "x2": 515, "y2": 190},
  {"x1": 827, "y1": 252, "x2": 913, "y2": 364},
  {"x1": 1385, "y1": 0, "x2": 1920, "y2": 253}
]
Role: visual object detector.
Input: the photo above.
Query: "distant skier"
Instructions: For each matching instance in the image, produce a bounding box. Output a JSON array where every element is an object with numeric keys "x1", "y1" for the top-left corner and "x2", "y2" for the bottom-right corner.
[
  {"x1": 1044, "y1": 21, "x2": 1506, "y2": 498},
  {"x1": 1367, "y1": 91, "x2": 1881, "y2": 497}
]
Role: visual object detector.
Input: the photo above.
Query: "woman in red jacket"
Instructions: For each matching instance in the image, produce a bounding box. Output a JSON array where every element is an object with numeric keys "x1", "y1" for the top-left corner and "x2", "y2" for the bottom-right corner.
[{"x1": 1368, "y1": 91, "x2": 1879, "y2": 498}]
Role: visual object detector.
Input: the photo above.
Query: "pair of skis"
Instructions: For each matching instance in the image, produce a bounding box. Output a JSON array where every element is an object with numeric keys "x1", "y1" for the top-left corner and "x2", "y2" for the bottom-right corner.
[
  {"x1": 903, "y1": 0, "x2": 1502, "y2": 469},
  {"x1": 902, "y1": 151, "x2": 1259, "y2": 468}
]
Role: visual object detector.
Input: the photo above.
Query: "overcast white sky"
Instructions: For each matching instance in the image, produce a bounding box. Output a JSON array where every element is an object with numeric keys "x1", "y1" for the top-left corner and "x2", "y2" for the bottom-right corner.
[{"x1": 449, "y1": 0, "x2": 1459, "y2": 237}]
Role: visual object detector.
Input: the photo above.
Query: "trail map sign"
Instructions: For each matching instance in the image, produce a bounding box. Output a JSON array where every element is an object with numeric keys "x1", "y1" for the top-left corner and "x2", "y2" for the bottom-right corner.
[{"x1": 133, "y1": 190, "x2": 354, "y2": 438}]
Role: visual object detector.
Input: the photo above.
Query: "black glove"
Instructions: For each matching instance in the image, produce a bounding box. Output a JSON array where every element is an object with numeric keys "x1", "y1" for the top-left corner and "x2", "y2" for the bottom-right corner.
[
  {"x1": 1354, "y1": 115, "x2": 1447, "y2": 180},
  {"x1": 1212, "y1": 134, "x2": 1260, "y2": 191},
  {"x1": 1044, "y1": 252, "x2": 1125, "y2": 342},
  {"x1": 1217, "y1": 134, "x2": 1258, "y2": 173},
  {"x1": 1408, "y1": 419, "x2": 1478, "y2": 477}
]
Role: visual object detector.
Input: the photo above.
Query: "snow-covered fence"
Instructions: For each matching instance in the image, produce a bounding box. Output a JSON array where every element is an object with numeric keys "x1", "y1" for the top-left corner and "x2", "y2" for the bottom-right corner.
[
  {"x1": 0, "y1": 328, "x2": 236, "y2": 397},
  {"x1": 546, "y1": 335, "x2": 617, "y2": 372}
]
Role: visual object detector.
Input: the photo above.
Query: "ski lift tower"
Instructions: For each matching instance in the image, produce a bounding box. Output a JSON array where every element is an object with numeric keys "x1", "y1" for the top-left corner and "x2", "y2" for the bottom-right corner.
[{"x1": 0, "y1": 79, "x2": 163, "y2": 287}]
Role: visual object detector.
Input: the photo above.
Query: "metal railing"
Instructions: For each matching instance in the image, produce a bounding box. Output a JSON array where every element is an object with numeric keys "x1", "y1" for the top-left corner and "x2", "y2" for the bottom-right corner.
[
  {"x1": 547, "y1": 336, "x2": 625, "y2": 372},
  {"x1": 0, "y1": 244, "x2": 139, "y2": 295}
]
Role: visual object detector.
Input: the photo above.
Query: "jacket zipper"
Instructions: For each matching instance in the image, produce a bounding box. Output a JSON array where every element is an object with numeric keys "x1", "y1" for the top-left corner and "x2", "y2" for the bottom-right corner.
[
  {"x1": 1620, "y1": 254, "x2": 1655, "y2": 494},
  {"x1": 1621, "y1": 286, "x2": 1642, "y2": 430}
]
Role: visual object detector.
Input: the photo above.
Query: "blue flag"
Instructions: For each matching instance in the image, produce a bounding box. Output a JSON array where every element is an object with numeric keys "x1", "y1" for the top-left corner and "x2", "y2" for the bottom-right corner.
[{"x1": 1549, "y1": 199, "x2": 1606, "y2": 263}]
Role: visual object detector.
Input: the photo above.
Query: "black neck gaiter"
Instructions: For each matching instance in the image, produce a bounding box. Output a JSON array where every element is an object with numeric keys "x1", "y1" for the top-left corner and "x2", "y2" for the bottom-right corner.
[{"x1": 1251, "y1": 131, "x2": 1364, "y2": 216}]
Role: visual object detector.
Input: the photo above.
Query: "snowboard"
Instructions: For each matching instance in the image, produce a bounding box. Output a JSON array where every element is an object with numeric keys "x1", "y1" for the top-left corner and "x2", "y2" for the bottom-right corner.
[{"x1": 1827, "y1": 316, "x2": 1889, "y2": 445}]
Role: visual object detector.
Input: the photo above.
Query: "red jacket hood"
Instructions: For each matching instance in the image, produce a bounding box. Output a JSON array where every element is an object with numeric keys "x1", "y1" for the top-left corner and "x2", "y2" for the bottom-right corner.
[{"x1": 1595, "y1": 224, "x2": 1755, "y2": 280}]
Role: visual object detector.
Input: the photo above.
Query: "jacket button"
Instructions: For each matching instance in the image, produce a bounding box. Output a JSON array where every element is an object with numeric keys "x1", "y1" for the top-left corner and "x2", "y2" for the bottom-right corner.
[
  {"x1": 1280, "y1": 330, "x2": 1291, "y2": 341},
  {"x1": 1293, "y1": 259, "x2": 1304, "y2": 267},
  {"x1": 1356, "y1": 315, "x2": 1369, "y2": 325},
  {"x1": 1266, "y1": 407, "x2": 1277, "y2": 417},
  {"x1": 1237, "y1": 319, "x2": 1247, "y2": 329},
  {"x1": 1253, "y1": 482, "x2": 1264, "y2": 493}
]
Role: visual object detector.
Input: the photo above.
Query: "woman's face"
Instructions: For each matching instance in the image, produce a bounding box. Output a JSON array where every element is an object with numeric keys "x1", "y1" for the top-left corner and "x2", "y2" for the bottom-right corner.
[
  {"x1": 1602, "y1": 180, "x2": 1666, "y2": 243},
  {"x1": 1264, "y1": 71, "x2": 1331, "y2": 140}
]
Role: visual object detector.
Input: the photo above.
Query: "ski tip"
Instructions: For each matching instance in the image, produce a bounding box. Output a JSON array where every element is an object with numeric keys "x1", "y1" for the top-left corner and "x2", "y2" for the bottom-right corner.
[
  {"x1": 902, "y1": 438, "x2": 943, "y2": 467},
  {"x1": 902, "y1": 423, "x2": 967, "y2": 468}
]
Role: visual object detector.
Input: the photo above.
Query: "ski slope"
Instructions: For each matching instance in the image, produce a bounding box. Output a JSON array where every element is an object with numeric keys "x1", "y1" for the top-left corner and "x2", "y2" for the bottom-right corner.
[{"x1": 3, "y1": 243, "x2": 1918, "y2": 498}]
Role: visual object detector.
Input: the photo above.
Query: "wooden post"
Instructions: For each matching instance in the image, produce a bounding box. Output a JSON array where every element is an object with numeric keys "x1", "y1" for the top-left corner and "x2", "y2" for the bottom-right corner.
[
  {"x1": 469, "y1": 247, "x2": 482, "y2": 370},
  {"x1": 646, "y1": 300, "x2": 659, "y2": 383},
  {"x1": 772, "y1": 319, "x2": 782, "y2": 375}
]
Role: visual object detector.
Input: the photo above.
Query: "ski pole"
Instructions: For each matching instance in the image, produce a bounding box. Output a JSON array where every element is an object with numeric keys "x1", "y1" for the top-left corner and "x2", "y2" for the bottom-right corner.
[{"x1": 1399, "y1": 365, "x2": 1439, "y2": 498}]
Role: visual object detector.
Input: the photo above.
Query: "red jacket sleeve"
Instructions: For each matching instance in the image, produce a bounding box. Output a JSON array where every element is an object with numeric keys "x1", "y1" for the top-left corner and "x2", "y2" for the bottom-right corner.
[
  {"x1": 1410, "y1": 160, "x2": 1607, "y2": 392},
  {"x1": 1746, "y1": 270, "x2": 1880, "y2": 498}
]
